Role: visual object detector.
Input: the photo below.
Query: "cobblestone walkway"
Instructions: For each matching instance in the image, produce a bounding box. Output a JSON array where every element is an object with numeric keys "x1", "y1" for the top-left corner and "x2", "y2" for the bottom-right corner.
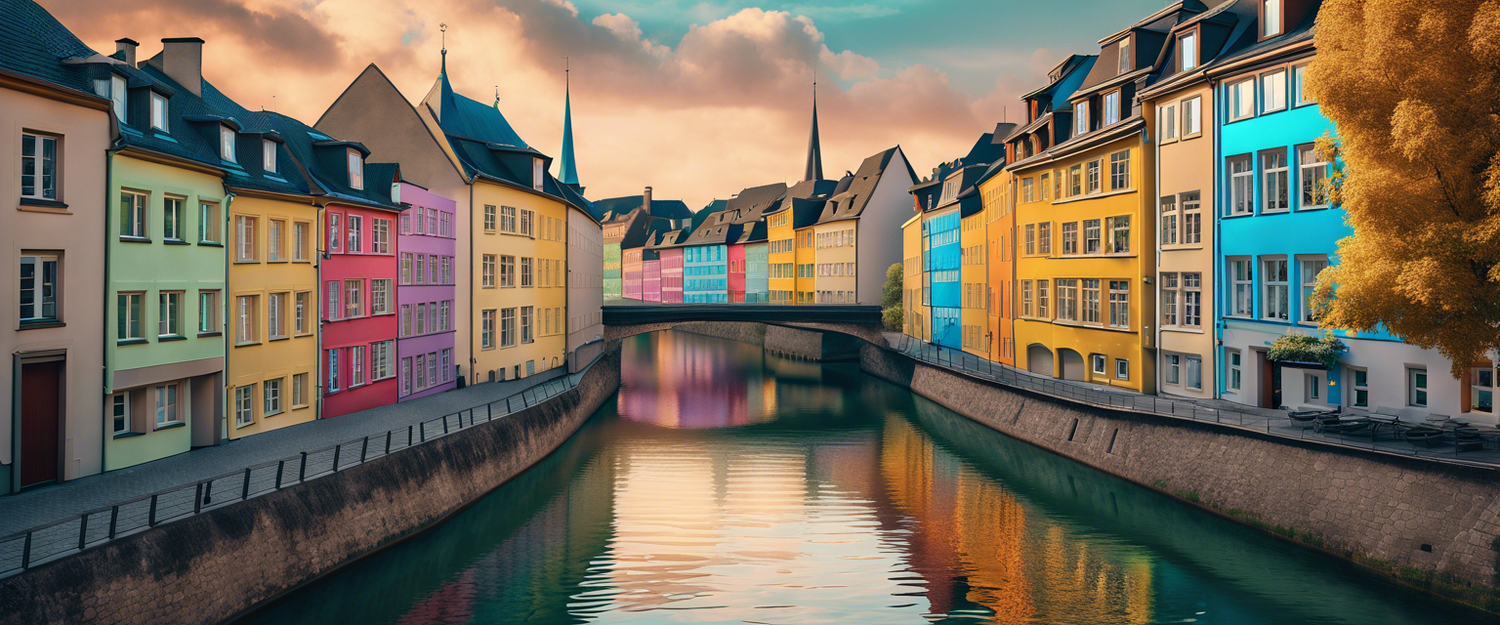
[{"x1": 0, "y1": 368, "x2": 568, "y2": 537}]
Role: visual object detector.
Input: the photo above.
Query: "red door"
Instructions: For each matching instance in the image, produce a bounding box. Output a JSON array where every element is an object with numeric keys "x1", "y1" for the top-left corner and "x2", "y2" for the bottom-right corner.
[{"x1": 20, "y1": 361, "x2": 62, "y2": 488}]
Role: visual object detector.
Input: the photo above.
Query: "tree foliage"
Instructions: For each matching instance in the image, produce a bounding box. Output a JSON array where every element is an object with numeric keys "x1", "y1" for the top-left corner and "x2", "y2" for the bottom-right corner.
[
  {"x1": 1308, "y1": 0, "x2": 1500, "y2": 375},
  {"x1": 881, "y1": 263, "x2": 903, "y2": 330}
]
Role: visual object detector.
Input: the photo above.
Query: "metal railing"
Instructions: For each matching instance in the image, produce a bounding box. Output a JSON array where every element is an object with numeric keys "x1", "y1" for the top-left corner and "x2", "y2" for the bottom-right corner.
[
  {"x1": 0, "y1": 374, "x2": 581, "y2": 579},
  {"x1": 883, "y1": 334, "x2": 1500, "y2": 469}
]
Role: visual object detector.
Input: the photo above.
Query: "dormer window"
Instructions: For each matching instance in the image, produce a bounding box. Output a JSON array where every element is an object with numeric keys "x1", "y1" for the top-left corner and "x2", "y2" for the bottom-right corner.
[
  {"x1": 347, "y1": 149, "x2": 364, "y2": 190},
  {"x1": 1075, "y1": 100, "x2": 1090, "y2": 136},
  {"x1": 1181, "y1": 32, "x2": 1198, "y2": 71},
  {"x1": 219, "y1": 126, "x2": 236, "y2": 162},
  {"x1": 532, "y1": 157, "x2": 544, "y2": 191},
  {"x1": 151, "y1": 93, "x2": 168, "y2": 131},
  {"x1": 1117, "y1": 38, "x2": 1131, "y2": 74},
  {"x1": 262, "y1": 140, "x2": 277, "y2": 173},
  {"x1": 110, "y1": 75, "x2": 127, "y2": 122},
  {"x1": 1264, "y1": 0, "x2": 1283, "y2": 37},
  {"x1": 1104, "y1": 91, "x2": 1121, "y2": 125}
]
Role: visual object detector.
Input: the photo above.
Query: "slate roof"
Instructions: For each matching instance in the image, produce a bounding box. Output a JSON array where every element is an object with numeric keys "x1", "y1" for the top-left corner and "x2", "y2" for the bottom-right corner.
[
  {"x1": 260, "y1": 111, "x2": 401, "y2": 211},
  {"x1": 709, "y1": 182, "x2": 788, "y2": 228},
  {"x1": 765, "y1": 178, "x2": 840, "y2": 230},
  {"x1": 0, "y1": 0, "x2": 99, "y2": 94},
  {"x1": 815, "y1": 146, "x2": 915, "y2": 225},
  {"x1": 591, "y1": 195, "x2": 693, "y2": 223}
]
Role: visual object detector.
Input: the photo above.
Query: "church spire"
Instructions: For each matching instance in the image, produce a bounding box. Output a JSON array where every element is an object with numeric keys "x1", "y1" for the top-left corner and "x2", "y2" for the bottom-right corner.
[
  {"x1": 804, "y1": 74, "x2": 823, "y2": 182},
  {"x1": 559, "y1": 58, "x2": 581, "y2": 189},
  {"x1": 439, "y1": 23, "x2": 447, "y2": 77}
]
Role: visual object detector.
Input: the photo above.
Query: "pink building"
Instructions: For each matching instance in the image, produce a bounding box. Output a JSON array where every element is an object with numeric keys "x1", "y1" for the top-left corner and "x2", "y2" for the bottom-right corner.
[
  {"x1": 623, "y1": 248, "x2": 644, "y2": 301},
  {"x1": 728, "y1": 243, "x2": 747, "y2": 303},
  {"x1": 659, "y1": 248, "x2": 684, "y2": 304},
  {"x1": 395, "y1": 182, "x2": 457, "y2": 402},
  {"x1": 322, "y1": 198, "x2": 404, "y2": 418},
  {"x1": 643, "y1": 251, "x2": 662, "y2": 302}
]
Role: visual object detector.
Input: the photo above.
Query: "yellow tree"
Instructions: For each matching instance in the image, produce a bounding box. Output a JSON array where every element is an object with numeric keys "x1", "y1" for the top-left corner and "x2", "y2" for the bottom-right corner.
[{"x1": 1309, "y1": 0, "x2": 1500, "y2": 375}]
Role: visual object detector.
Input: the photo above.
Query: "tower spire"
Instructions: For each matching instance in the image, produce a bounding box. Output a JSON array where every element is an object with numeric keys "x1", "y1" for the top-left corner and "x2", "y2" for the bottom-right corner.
[
  {"x1": 559, "y1": 57, "x2": 581, "y2": 190},
  {"x1": 439, "y1": 23, "x2": 447, "y2": 77},
  {"x1": 803, "y1": 72, "x2": 823, "y2": 182}
]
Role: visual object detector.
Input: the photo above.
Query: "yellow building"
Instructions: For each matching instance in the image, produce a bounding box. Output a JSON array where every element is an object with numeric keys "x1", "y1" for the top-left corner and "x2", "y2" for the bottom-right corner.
[
  {"x1": 960, "y1": 208, "x2": 988, "y2": 357},
  {"x1": 794, "y1": 224, "x2": 817, "y2": 304},
  {"x1": 901, "y1": 214, "x2": 928, "y2": 340},
  {"x1": 420, "y1": 65, "x2": 587, "y2": 382},
  {"x1": 978, "y1": 164, "x2": 1015, "y2": 366},
  {"x1": 1010, "y1": 28, "x2": 1158, "y2": 393},
  {"x1": 812, "y1": 218, "x2": 857, "y2": 303},
  {"x1": 764, "y1": 179, "x2": 835, "y2": 304},
  {"x1": 224, "y1": 184, "x2": 320, "y2": 438}
]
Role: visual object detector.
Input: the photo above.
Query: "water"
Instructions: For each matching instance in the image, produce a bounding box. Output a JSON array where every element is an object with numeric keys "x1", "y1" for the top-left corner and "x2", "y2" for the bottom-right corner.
[{"x1": 244, "y1": 331, "x2": 1491, "y2": 624}]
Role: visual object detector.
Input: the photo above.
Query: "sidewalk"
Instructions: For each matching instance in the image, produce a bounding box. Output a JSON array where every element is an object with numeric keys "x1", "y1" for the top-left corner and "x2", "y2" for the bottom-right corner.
[{"x1": 0, "y1": 368, "x2": 567, "y2": 537}]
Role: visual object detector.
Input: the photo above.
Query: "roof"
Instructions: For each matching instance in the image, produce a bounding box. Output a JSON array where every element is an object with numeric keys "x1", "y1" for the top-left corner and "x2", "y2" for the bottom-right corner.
[
  {"x1": 591, "y1": 194, "x2": 693, "y2": 223},
  {"x1": 0, "y1": 0, "x2": 100, "y2": 94},
  {"x1": 766, "y1": 178, "x2": 840, "y2": 229},
  {"x1": 558, "y1": 79, "x2": 579, "y2": 186},
  {"x1": 260, "y1": 111, "x2": 402, "y2": 210},
  {"x1": 815, "y1": 146, "x2": 916, "y2": 225},
  {"x1": 711, "y1": 182, "x2": 789, "y2": 227}
]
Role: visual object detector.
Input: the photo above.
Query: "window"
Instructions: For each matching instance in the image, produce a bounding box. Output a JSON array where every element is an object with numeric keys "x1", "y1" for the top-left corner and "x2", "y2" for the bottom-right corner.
[
  {"x1": 1022, "y1": 178, "x2": 1035, "y2": 203},
  {"x1": 482, "y1": 309, "x2": 496, "y2": 349},
  {"x1": 345, "y1": 279, "x2": 363, "y2": 318},
  {"x1": 1229, "y1": 258, "x2": 1253, "y2": 317},
  {"x1": 501, "y1": 308, "x2": 517, "y2": 347},
  {"x1": 1118, "y1": 38, "x2": 1131, "y2": 74},
  {"x1": 1183, "y1": 273, "x2": 1202, "y2": 327},
  {"x1": 533, "y1": 157, "x2": 544, "y2": 191},
  {"x1": 1160, "y1": 103, "x2": 1177, "y2": 142},
  {"x1": 1263, "y1": 149, "x2": 1289, "y2": 212},
  {"x1": 1186, "y1": 357, "x2": 1202, "y2": 390},
  {"x1": 1181, "y1": 191, "x2": 1202, "y2": 244},
  {"x1": 1300, "y1": 257, "x2": 1327, "y2": 323},
  {"x1": 521, "y1": 306, "x2": 534, "y2": 343},
  {"x1": 263, "y1": 291, "x2": 285, "y2": 340},
  {"x1": 501, "y1": 206, "x2": 517, "y2": 233},
  {"x1": 18, "y1": 254, "x2": 58, "y2": 322},
  {"x1": 415, "y1": 303, "x2": 425, "y2": 334},
  {"x1": 264, "y1": 378, "x2": 283, "y2": 417},
  {"x1": 236, "y1": 294, "x2": 259, "y2": 344},
  {"x1": 372, "y1": 218, "x2": 390, "y2": 254},
  {"x1": 346, "y1": 215, "x2": 363, "y2": 253},
  {"x1": 1408, "y1": 367, "x2": 1428, "y2": 407},
  {"x1": 268, "y1": 219, "x2": 285, "y2": 261},
  {"x1": 1181, "y1": 32, "x2": 1198, "y2": 71},
  {"x1": 1263, "y1": 258, "x2": 1289, "y2": 321},
  {"x1": 1069, "y1": 164, "x2": 1082, "y2": 196},
  {"x1": 328, "y1": 214, "x2": 340, "y2": 252},
  {"x1": 1061, "y1": 222, "x2": 1078, "y2": 255},
  {"x1": 1105, "y1": 91, "x2": 1122, "y2": 126},
  {"x1": 1110, "y1": 150, "x2": 1130, "y2": 190},
  {"x1": 1160, "y1": 195, "x2": 1178, "y2": 246},
  {"x1": 1264, "y1": 0, "x2": 1282, "y2": 37},
  {"x1": 1107, "y1": 215, "x2": 1130, "y2": 254},
  {"x1": 1304, "y1": 372, "x2": 1324, "y2": 402},
  {"x1": 235, "y1": 215, "x2": 257, "y2": 261},
  {"x1": 520, "y1": 209, "x2": 534, "y2": 237},
  {"x1": 1350, "y1": 368, "x2": 1369, "y2": 408},
  {"x1": 118, "y1": 292, "x2": 143, "y2": 341},
  {"x1": 482, "y1": 254, "x2": 496, "y2": 287},
  {"x1": 350, "y1": 345, "x2": 366, "y2": 387},
  {"x1": 112, "y1": 393, "x2": 130, "y2": 436},
  {"x1": 1115, "y1": 358, "x2": 1129, "y2": 380},
  {"x1": 1108, "y1": 281, "x2": 1130, "y2": 329},
  {"x1": 440, "y1": 301, "x2": 451, "y2": 331},
  {"x1": 20, "y1": 132, "x2": 61, "y2": 201},
  {"x1": 1087, "y1": 160, "x2": 1101, "y2": 194},
  {"x1": 1230, "y1": 79, "x2": 1255, "y2": 120},
  {"x1": 347, "y1": 149, "x2": 364, "y2": 189},
  {"x1": 158, "y1": 291, "x2": 182, "y2": 337},
  {"x1": 1182, "y1": 96, "x2": 1202, "y2": 136},
  {"x1": 372, "y1": 340, "x2": 394, "y2": 380},
  {"x1": 120, "y1": 190, "x2": 147, "y2": 238},
  {"x1": 1082, "y1": 279, "x2": 1101, "y2": 324},
  {"x1": 158, "y1": 197, "x2": 184, "y2": 242},
  {"x1": 1075, "y1": 101, "x2": 1090, "y2": 136},
  {"x1": 1165, "y1": 354, "x2": 1181, "y2": 385},
  {"x1": 1161, "y1": 272, "x2": 1178, "y2": 326},
  {"x1": 151, "y1": 94, "x2": 169, "y2": 131},
  {"x1": 501, "y1": 255, "x2": 516, "y2": 287},
  {"x1": 327, "y1": 349, "x2": 340, "y2": 392},
  {"x1": 1037, "y1": 280, "x2": 1050, "y2": 318},
  {"x1": 109, "y1": 75, "x2": 126, "y2": 122},
  {"x1": 263, "y1": 139, "x2": 277, "y2": 173},
  {"x1": 197, "y1": 290, "x2": 219, "y2": 334},
  {"x1": 1092, "y1": 354, "x2": 1108, "y2": 376},
  {"x1": 295, "y1": 291, "x2": 311, "y2": 334},
  {"x1": 1261, "y1": 70, "x2": 1287, "y2": 113},
  {"x1": 233, "y1": 385, "x2": 257, "y2": 428},
  {"x1": 415, "y1": 254, "x2": 426, "y2": 285},
  {"x1": 372, "y1": 279, "x2": 391, "y2": 315},
  {"x1": 1083, "y1": 219, "x2": 1102, "y2": 254},
  {"x1": 521, "y1": 257, "x2": 534, "y2": 287},
  {"x1": 1021, "y1": 280, "x2": 1033, "y2": 316},
  {"x1": 292, "y1": 373, "x2": 308, "y2": 407},
  {"x1": 1038, "y1": 223, "x2": 1052, "y2": 255},
  {"x1": 1024, "y1": 224, "x2": 1036, "y2": 255},
  {"x1": 1228, "y1": 156, "x2": 1253, "y2": 215},
  {"x1": 1293, "y1": 64, "x2": 1313, "y2": 105},
  {"x1": 484, "y1": 205, "x2": 497, "y2": 232},
  {"x1": 199, "y1": 202, "x2": 220, "y2": 244},
  {"x1": 1040, "y1": 174, "x2": 1051, "y2": 201},
  {"x1": 155, "y1": 383, "x2": 179, "y2": 426},
  {"x1": 1297, "y1": 144, "x2": 1329, "y2": 208},
  {"x1": 220, "y1": 126, "x2": 236, "y2": 162},
  {"x1": 290, "y1": 222, "x2": 309, "y2": 260}
]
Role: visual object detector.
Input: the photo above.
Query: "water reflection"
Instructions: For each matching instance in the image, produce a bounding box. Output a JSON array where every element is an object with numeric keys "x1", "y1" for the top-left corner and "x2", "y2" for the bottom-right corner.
[{"x1": 244, "y1": 331, "x2": 1492, "y2": 625}]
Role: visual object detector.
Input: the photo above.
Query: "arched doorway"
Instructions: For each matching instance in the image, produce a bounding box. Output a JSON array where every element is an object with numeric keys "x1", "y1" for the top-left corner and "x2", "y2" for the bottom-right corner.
[
  {"x1": 1058, "y1": 348, "x2": 1086, "y2": 381},
  {"x1": 1026, "y1": 344, "x2": 1054, "y2": 376}
]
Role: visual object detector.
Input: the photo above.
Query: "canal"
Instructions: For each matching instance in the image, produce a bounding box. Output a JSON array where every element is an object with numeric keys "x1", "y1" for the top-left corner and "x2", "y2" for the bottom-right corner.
[{"x1": 244, "y1": 331, "x2": 1489, "y2": 624}]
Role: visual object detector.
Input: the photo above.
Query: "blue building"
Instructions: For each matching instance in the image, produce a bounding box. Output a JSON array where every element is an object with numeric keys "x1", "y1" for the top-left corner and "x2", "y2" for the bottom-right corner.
[
  {"x1": 922, "y1": 209, "x2": 961, "y2": 350},
  {"x1": 683, "y1": 244, "x2": 729, "y2": 303},
  {"x1": 1211, "y1": 0, "x2": 1459, "y2": 416}
]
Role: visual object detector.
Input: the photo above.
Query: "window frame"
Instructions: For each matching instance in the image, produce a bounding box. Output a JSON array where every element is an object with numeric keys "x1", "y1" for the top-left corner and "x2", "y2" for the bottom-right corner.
[
  {"x1": 1261, "y1": 69, "x2": 1288, "y2": 114},
  {"x1": 1407, "y1": 367, "x2": 1429, "y2": 408},
  {"x1": 1181, "y1": 96, "x2": 1203, "y2": 138},
  {"x1": 151, "y1": 93, "x2": 169, "y2": 132},
  {"x1": 1229, "y1": 79, "x2": 1256, "y2": 121},
  {"x1": 1261, "y1": 148, "x2": 1290, "y2": 213},
  {"x1": 1261, "y1": 257, "x2": 1289, "y2": 322},
  {"x1": 262, "y1": 139, "x2": 278, "y2": 173},
  {"x1": 18, "y1": 253, "x2": 60, "y2": 323},
  {"x1": 117, "y1": 291, "x2": 145, "y2": 342},
  {"x1": 1180, "y1": 30, "x2": 1198, "y2": 71},
  {"x1": 120, "y1": 189, "x2": 148, "y2": 240},
  {"x1": 219, "y1": 125, "x2": 236, "y2": 162},
  {"x1": 1227, "y1": 154, "x2": 1254, "y2": 216},
  {"x1": 347, "y1": 149, "x2": 364, "y2": 190},
  {"x1": 20, "y1": 132, "x2": 60, "y2": 201}
]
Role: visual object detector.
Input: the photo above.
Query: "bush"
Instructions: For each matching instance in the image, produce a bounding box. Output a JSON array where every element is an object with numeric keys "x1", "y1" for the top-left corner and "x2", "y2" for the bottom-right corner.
[
  {"x1": 1268, "y1": 330, "x2": 1348, "y2": 370},
  {"x1": 881, "y1": 263, "x2": 902, "y2": 330}
]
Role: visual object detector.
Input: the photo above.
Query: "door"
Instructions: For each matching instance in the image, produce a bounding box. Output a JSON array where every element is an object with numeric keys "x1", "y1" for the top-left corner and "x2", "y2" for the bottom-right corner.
[
  {"x1": 1256, "y1": 350, "x2": 1276, "y2": 408},
  {"x1": 20, "y1": 360, "x2": 62, "y2": 488}
]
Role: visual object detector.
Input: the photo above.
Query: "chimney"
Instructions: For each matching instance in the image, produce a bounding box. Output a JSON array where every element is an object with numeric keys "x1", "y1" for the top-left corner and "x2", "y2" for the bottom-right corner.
[
  {"x1": 160, "y1": 37, "x2": 204, "y2": 96},
  {"x1": 115, "y1": 38, "x2": 139, "y2": 67},
  {"x1": 643, "y1": 186, "x2": 653, "y2": 216}
]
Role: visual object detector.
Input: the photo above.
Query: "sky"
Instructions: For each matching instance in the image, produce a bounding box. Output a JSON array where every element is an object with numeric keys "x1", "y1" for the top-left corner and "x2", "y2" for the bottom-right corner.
[{"x1": 40, "y1": 0, "x2": 1168, "y2": 210}]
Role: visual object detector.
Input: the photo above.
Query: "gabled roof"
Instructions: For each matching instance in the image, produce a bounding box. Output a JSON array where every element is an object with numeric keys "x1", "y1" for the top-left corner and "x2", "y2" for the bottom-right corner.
[
  {"x1": 591, "y1": 194, "x2": 693, "y2": 223},
  {"x1": 260, "y1": 111, "x2": 402, "y2": 211},
  {"x1": 0, "y1": 0, "x2": 103, "y2": 94},
  {"x1": 734, "y1": 220, "x2": 768, "y2": 244},
  {"x1": 712, "y1": 182, "x2": 789, "y2": 227},
  {"x1": 816, "y1": 146, "x2": 916, "y2": 224}
]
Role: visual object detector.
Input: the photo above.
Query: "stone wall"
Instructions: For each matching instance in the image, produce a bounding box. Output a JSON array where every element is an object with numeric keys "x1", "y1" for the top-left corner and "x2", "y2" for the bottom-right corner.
[
  {"x1": 673, "y1": 321, "x2": 767, "y2": 346},
  {"x1": 625, "y1": 321, "x2": 862, "y2": 362},
  {"x1": 0, "y1": 351, "x2": 622, "y2": 625},
  {"x1": 862, "y1": 344, "x2": 1500, "y2": 611}
]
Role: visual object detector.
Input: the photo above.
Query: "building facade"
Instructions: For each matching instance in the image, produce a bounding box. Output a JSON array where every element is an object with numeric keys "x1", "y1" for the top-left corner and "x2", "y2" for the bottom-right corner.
[{"x1": 396, "y1": 181, "x2": 458, "y2": 401}]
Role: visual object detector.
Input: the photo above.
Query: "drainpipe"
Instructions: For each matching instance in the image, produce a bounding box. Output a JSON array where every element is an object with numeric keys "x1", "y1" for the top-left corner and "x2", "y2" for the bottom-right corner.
[
  {"x1": 1153, "y1": 106, "x2": 1164, "y2": 399},
  {"x1": 1211, "y1": 77, "x2": 1224, "y2": 399},
  {"x1": 467, "y1": 183, "x2": 475, "y2": 385},
  {"x1": 221, "y1": 191, "x2": 236, "y2": 445},
  {"x1": 101, "y1": 144, "x2": 119, "y2": 478},
  {"x1": 316, "y1": 201, "x2": 326, "y2": 420}
]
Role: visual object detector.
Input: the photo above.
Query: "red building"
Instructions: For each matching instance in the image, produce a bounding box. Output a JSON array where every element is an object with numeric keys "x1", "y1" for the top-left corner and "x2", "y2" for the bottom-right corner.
[{"x1": 728, "y1": 242, "x2": 747, "y2": 303}]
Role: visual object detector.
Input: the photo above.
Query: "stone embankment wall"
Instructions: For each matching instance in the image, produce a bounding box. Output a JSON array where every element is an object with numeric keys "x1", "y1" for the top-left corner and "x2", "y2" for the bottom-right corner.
[
  {"x1": 0, "y1": 351, "x2": 622, "y2": 625},
  {"x1": 862, "y1": 344, "x2": 1500, "y2": 612}
]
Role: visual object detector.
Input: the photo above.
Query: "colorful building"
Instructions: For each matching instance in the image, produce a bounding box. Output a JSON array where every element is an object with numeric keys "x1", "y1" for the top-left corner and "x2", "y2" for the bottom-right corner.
[
  {"x1": 919, "y1": 171, "x2": 966, "y2": 351},
  {"x1": 812, "y1": 146, "x2": 919, "y2": 305},
  {"x1": 104, "y1": 38, "x2": 230, "y2": 469},
  {"x1": 766, "y1": 179, "x2": 837, "y2": 304},
  {"x1": 978, "y1": 155, "x2": 1013, "y2": 365},
  {"x1": 622, "y1": 246, "x2": 645, "y2": 300},
  {"x1": 642, "y1": 249, "x2": 662, "y2": 303},
  {"x1": 652, "y1": 229, "x2": 688, "y2": 303},
  {"x1": 741, "y1": 226, "x2": 770, "y2": 303},
  {"x1": 727, "y1": 239, "x2": 747, "y2": 303},
  {"x1": 707, "y1": 183, "x2": 786, "y2": 303},
  {"x1": 0, "y1": 2, "x2": 110, "y2": 491},
  {"x1": 679, "y1": 209, "x2": 738, "y2": 303},
  {"x1": 596, "y1": 189, "x2": 690, "y2": 303},
  {"x1": 901, "y1": 214, "x2": 928, "y2": 341},
  {"x1": 395, "y1": 181, "x2": 458, "y2": 401}
]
